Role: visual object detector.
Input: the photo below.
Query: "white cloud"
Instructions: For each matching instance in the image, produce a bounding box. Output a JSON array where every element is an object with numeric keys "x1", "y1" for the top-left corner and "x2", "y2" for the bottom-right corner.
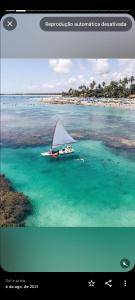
[
  {"x1": 118, "y1": 59, "x2": 135, "y2": 76},
  {"x1": 65, "y1": 75, "x2": 84, "y2": 87},
  {"x1": 26, "y1": 59, "x2": 135, "y2": 93},
  {"x1": 26, "y1": 81, "x2": 62, "y2": 93},
  {"x1": 49, "y1": 59, "x2": 72, "y2": 73},
  {"x1": 78, "y1": 74, "x2": 83, "y2": 81},
  {"x1": 93, "y1": 59, "x2": 110, "y2": 75},
  {"x1": 67, "y1": 77, "x2": 77, "y2": 84},
  {"x1": 43, "y1": 82, "x2": 61, "y2": 89},
  {"x1": 88, "y1": 59, "x2": 135, "y2": 86},
  {"x1": 104, "y1": 60, "x2": 135, "y2": 85}
]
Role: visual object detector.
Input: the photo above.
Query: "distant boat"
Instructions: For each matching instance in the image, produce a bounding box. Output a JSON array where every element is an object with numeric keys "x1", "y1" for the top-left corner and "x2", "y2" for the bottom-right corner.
[{"x1": 41, "y1": 120, "x2": 76, "y2": 158}]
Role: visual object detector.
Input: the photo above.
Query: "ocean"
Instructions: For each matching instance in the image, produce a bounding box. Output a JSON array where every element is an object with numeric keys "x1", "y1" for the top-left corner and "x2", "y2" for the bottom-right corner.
[{"x1": 1, "y1": 95, "x2": 135, "y2": 226}]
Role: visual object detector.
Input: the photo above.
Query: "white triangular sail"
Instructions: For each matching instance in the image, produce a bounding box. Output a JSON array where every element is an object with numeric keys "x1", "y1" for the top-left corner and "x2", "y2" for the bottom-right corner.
[{"x1": 52, "y1": 120, "x2": 76, "y2": 149}]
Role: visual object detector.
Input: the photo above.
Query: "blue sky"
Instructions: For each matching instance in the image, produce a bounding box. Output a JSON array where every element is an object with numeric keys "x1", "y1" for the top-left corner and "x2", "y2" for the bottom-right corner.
[{"x1": 1, "y1": 59, "x2": 135, "y2": 93}]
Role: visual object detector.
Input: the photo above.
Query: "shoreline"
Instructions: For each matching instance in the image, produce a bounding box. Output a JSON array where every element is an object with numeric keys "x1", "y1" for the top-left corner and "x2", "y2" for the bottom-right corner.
[
  {"x1": 0, "y1": 174, "x2": 32, "y2": 227},
  {"x1": 1, "y1": 94, "x2": 135, "y2": 109},
  {"x1": 40, "y1": 97, "x2": 135, "y2": 109}
]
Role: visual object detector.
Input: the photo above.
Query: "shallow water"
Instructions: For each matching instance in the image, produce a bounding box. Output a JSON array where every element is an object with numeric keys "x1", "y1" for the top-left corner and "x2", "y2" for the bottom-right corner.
[
  {"x1": 1, "y1": 95, "x2": 135, "y2": 147},
  {"x1": 1, "y1": 96, "x2": 135, "y2": 226}
]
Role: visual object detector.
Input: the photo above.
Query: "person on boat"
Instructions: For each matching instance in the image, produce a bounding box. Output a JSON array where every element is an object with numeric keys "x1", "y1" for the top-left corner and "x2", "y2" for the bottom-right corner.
[
  {"x1": 61, "y1": 148, "x2": 65, "y2": 153},
  {"x1": 52, "y1": 149, "x2": 59, "y2": 154},
  {"x1": 66, "y1": 145, "x2": 73, "y2": 152},
  {"x1": 51, "y1": 150, "x2": 59, "y2": 158}
]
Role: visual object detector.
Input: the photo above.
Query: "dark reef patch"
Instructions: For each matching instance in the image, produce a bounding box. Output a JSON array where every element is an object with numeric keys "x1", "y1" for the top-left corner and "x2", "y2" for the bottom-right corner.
[
  {"x1": 0, "y1": 174, "x2": 32, "y2": 227},
  {"x1": 1, "y1": 129, "x2": 135, "y2": 161}
]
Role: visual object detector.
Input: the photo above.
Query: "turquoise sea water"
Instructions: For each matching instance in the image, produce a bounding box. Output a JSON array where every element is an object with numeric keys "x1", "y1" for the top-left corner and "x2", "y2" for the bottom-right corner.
[{"x1": 1, "y1": 96, "x2": 135, "y2": 226}]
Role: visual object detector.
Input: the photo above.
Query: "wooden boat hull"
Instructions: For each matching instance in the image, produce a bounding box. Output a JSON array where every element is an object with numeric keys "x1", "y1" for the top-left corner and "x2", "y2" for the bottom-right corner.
[{"x1": 41, "y1": 149, "x2": 74, "y2": 157}]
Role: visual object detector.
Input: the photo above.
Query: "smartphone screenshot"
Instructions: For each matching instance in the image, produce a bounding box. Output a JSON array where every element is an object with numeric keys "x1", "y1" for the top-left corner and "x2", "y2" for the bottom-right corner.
[{"x1": 0, "y1": 10, "x2": 135, "y2": 292}]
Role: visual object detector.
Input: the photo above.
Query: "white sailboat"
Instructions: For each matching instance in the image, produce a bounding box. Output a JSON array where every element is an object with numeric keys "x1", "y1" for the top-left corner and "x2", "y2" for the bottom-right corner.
[{"x1": 41, "y1": 120, "x2": 76, "y2": 158}]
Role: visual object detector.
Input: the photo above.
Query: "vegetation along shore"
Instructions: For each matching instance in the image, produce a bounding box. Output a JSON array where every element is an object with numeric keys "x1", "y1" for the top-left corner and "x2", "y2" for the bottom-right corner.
[{"x1": 40, "y1": 77, "x2": 135, "y2": 108}]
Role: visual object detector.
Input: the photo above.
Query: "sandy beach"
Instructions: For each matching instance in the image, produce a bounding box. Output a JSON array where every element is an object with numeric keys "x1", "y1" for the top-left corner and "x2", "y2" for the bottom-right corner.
[{"x1": 40, "y1": 96, "x2": 135, "y2": 109}]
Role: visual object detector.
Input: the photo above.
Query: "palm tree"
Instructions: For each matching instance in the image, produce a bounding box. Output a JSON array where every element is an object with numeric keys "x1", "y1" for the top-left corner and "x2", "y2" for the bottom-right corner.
[
  {"x1": 68, "y1": 88, "x2": 73, "y2": 96},
  {"x1": 90, "y1": 80, "x2": 96, "y2": 90},
  {"x1": 78, "y1": 85, "x2": 87, "y2": 96},
  {"x1": 109, "y1": 81, "x2": 119, "y2": 97},
  {"x1": 119, "y1": 79, "x2": 123, "y2": 85},
  {"x1": 66, "y1": 75, "x2": 135, "y2": 98},
  {"x1": 129, "y1": 76, "x2": 134, "y2": 85},
  {"x1": 78, "y1": 85, "x2": 86, "y2": 91},
  {"x1": 122, "y1": 77, "x2": 128, "y2": 87},
  {"x1": 97, "y1": 83, "x2": 102, "y2": 89}
]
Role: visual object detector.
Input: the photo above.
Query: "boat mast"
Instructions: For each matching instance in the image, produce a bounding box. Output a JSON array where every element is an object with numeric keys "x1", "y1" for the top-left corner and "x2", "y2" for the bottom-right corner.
[{"x1": 51, "y1": 120, "x2": 58, "y2": 151}]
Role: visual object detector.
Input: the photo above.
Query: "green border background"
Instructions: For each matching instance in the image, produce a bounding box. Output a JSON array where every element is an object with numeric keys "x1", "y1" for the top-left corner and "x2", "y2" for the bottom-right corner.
[{"x1": 1, "y1": 228, "x2": 135, "y2": 272}]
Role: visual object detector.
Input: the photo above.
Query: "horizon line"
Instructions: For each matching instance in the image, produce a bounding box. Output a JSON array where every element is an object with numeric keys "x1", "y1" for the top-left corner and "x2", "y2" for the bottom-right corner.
[{"x1": 0, "y1": 93, "x2": 62, "y2": 95}]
